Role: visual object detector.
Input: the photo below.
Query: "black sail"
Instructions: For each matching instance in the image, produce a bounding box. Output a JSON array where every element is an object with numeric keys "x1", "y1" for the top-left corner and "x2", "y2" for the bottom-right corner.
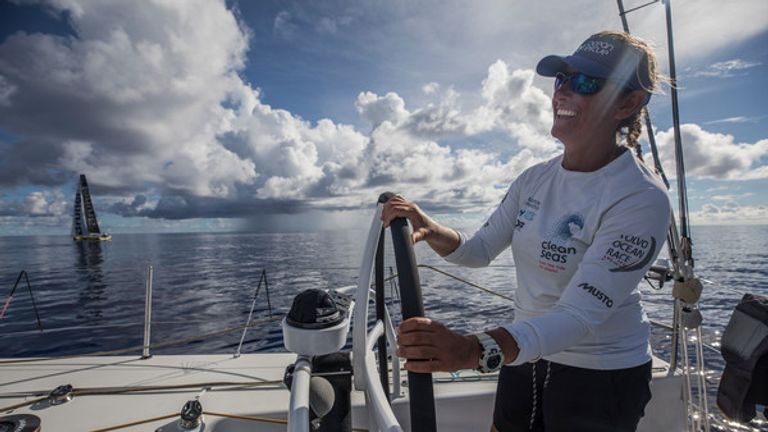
[
  {"x1": 79, "y1": 174, "x2": 102, "y2": 235},
  {"x1": 72, "y1": 191, "x2": 84, "y2": 237}
]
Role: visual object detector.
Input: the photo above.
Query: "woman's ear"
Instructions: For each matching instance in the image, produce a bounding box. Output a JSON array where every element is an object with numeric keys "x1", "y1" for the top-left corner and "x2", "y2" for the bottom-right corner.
[{"x1": 615, "y1": 90, "x2": 649, "y2": 121}]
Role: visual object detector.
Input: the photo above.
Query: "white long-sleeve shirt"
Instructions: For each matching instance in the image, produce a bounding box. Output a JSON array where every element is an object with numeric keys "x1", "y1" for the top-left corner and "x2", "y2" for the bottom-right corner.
[{"x1": 445, "y1": 150, "x2": 671, "y2": 370}]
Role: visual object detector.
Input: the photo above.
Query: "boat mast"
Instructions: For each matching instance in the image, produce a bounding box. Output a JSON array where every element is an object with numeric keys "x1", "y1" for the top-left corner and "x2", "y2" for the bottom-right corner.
[
  {"x1": 663, "y1": 0, "x2": 694, "y2": 274},
  {"x1": 79, "y1": 174, "x2": 102, "y2": 235}
]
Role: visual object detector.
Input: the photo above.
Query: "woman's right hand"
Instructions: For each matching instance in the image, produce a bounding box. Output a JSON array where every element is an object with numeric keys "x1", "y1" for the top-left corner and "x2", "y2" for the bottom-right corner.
[
  {"x1": 381, "y1": 194, "x2": 433, "y2": 244},
  {"x1": 381, "y1": 195, "x2": 461, "y2": 256}
]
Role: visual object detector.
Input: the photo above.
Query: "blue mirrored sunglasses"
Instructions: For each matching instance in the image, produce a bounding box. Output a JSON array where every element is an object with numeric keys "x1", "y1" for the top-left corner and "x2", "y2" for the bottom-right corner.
[{"x1": 554, "y1": 72, "x2": 606, "y2": 95}]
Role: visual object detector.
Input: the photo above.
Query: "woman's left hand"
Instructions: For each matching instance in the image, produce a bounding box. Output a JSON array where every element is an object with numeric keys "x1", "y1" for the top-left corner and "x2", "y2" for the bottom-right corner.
[{"x1": 396, "y1": 317, "x2": 479, "y2": 373}]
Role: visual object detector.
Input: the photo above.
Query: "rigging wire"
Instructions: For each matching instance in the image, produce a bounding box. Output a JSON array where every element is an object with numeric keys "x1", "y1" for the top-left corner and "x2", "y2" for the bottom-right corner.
[
  {"x1": 0, "y1": 270, "x2": 43, "y2": 330},
  {"x1": 0, "y1": 314, "x2": 282, "y2": 365},
  {"x1": 90, "y1": 411, "x2": 372, "y2": 432}
]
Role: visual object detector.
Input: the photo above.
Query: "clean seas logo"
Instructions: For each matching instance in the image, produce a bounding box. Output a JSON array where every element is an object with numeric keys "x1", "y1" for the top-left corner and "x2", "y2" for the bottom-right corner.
[
  {"x1": 538, "y1": 213, "x2": 584, "y2": 268},
  {"x1": 604, "y1": 234, "x2": 657, "y2": 273}
]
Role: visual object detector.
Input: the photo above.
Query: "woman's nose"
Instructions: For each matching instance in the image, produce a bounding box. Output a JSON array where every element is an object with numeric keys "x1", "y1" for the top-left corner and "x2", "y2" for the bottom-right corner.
[{"x1": 553, "y1": 83, "x2": 571, "y2": 102}]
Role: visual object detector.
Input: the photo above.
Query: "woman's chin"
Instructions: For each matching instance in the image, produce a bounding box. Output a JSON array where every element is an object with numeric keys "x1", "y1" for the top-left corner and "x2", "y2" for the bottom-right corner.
[{"x1": 550, "y1": 126, "x2": 571, "y2": 145}]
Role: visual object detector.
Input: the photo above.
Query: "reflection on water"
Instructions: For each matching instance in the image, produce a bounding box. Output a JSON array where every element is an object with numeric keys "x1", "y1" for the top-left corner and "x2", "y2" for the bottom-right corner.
[{"x1": 75, "y1": 241, "x2": 106, "y2": 320}]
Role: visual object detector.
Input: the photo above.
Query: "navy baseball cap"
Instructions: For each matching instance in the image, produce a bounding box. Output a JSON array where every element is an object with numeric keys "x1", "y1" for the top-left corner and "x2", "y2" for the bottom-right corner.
[{"x1": 536, "y1": 33, "x2": 652, "y2": 92}]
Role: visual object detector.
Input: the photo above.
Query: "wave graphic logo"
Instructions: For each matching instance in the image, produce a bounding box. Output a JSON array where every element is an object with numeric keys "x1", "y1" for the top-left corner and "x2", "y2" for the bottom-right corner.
[
  {"x1": 550, "y1": 213, "x2": 585, "y2": 242},
  {"x1": 538, "y1": 213, "x2": 585, "y2": 268}
]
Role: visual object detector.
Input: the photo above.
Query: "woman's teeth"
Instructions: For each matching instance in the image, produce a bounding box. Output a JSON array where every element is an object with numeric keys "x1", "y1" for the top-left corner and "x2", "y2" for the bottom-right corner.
[{"x1": 557, "y1": 109, "x2": 576, "y2": 117}]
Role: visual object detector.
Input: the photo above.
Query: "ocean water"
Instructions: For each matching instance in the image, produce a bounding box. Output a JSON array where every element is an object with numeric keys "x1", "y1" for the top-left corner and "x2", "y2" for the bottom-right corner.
[
  {"x1": 1, "y1": 225, "x2": 767, "y2": 427},
  {"x1": 1, "y1": 225, "x2": 767, "y2": 356}
]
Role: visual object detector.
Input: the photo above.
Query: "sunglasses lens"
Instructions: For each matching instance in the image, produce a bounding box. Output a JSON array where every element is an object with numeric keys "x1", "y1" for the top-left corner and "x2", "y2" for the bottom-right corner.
[
  {"x1": 553, "y1": 72, "x2": 605, "y2": 95},
  {"x1": 571, "y1": 73, "x2": 603, "y2": 95},
  {"x1": 554, "y1": 73, "x2": 566, "y2": 91}
]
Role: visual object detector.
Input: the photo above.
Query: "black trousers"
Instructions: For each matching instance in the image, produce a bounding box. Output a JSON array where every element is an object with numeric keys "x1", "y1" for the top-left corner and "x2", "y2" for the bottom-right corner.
[{"x1": 493, "y1": 360, "x2": 652, "y2": 432}]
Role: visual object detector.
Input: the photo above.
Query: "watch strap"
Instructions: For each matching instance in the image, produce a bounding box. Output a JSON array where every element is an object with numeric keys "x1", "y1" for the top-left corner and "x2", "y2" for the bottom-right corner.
[{"x1": 475, "y1": 332, "x2": 504, "y2": 373}]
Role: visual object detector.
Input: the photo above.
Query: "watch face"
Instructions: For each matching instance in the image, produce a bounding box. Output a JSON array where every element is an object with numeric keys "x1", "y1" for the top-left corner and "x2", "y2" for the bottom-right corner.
[{"x1": 487, "y1": 354, "x2": 501, "y2": 370}]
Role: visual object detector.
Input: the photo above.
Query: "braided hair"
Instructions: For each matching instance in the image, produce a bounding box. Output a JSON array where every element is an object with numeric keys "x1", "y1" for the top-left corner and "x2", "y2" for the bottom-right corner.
[
  {"x1": 618, "y1": 108, "x2": 645, "y2": 150},
  {"x1": 592, "y1": 31, "x2": 663, "y2": 150}
]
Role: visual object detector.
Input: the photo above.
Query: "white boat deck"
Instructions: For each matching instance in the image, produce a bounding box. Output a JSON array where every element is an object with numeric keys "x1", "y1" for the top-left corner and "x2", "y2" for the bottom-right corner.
[{"x1": 0, "y1": 353, "x2": 685, "y2": 431}]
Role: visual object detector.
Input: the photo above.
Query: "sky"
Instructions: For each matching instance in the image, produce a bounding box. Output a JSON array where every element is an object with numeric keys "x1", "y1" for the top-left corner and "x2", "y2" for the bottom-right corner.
[{"x1": 0, "y1": 0, "x2": 766, "y2": 236}]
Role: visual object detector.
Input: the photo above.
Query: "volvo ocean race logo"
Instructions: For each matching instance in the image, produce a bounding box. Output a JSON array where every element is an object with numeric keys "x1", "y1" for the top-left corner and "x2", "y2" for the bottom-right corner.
[
  {"x1": 538, "y1": 213, "x2": 584, "y2": 273},
  {"x1": 603, "y1": 234, "x2": 657, "y2": 273}
]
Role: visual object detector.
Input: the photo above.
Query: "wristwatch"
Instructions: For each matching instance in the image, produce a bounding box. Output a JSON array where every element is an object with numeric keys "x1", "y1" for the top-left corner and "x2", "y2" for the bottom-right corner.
[{"x1": 475, "y1": 332, "x2": 504, "y2": 373}]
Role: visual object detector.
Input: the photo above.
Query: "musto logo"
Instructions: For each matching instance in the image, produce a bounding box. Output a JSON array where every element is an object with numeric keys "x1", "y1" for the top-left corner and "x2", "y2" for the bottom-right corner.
[
  {"x1": 579, "y1": 282, "x2": 613, "y2": 308},
  {"x1": 603, "y1": 234, "x2": 657, "y2": 273}
]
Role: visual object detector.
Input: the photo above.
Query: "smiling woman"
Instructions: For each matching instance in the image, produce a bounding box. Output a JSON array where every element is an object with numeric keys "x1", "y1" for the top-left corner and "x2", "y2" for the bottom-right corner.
[
  {"x1": 539, "y1": 31, "x2": 660, "y2": 171},
  {"x1": 382, "y1": 31, "x2": 671, "y2": 432}
]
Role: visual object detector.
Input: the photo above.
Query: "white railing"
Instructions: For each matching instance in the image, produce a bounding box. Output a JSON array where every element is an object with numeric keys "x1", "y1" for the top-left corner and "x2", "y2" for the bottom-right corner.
[
  {"x1": 353, "y1": 203, "x2": 384, "y2": 390},
  {"x1": 142, "y1": 264, "x2": 153, "y2": 359},
  {"x1": 287, "y1": 356, "x2": 312, "y2": 432},
  {"x1": 363, "y1": 321, "x2": 403, "y2": 432}
]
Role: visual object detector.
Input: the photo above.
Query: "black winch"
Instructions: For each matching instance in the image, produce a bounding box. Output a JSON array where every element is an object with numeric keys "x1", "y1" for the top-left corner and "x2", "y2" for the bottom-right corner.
[
  {"x1": 286, "y1": 289, "x2": 344, "y2": 329},
  {"x1": 0, "y1": 414, "x2": 41, "y2": 432}
]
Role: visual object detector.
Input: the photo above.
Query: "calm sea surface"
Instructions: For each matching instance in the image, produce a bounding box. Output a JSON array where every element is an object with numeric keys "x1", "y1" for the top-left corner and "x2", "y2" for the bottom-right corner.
[{"x1": 1, "y1": 225, "x2": 767, "y2": 379}]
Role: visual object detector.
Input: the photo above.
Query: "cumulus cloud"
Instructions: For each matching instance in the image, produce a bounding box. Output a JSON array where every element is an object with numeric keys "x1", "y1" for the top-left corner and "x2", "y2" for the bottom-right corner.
[
  {"x1": 355, "y1": 91, "x2": 410, "y2": 129},
  {"x1": 654, "y1": 124, "x2": 768, "y2": 180},
  {"x1": 219, "y1": 75, "x2": 544, "y2": 212},
  {"x1": 0, "y1": 0, "x2": 253, "y2": 197},
  {"x1": 0, "y1": 0, "x2": 561, "y2": 224},
  {"x1": 473, "y1": 62, "x2": 556, "y2": 153},
  {"x1": 5, "y1": 0, "x2": 763, "y2": 229},
  {"x1": 0, "y1": 190, "x2": 67, "y2": 217}
]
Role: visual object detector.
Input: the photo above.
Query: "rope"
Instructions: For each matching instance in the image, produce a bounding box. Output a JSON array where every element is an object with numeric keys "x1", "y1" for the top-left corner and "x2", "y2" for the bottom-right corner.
[
  {"x1": 527, "y1": 361, "x2": 551, "y2": 431},
  {"x1": 0, "y1": 380, "x2": 283, "y2": 412},
  {"x1": 90, "y1": 411, "x2": 371, "y2": 432},
  {"x1": 417, "y1": 264, "x2": 517, "y2": 304},
  {"x1": 90, "y1": 412, "x2": 178, "y2": 432},
  {"x1": 529, "y1": 362, "x2": 538, "y2": 431},
  {"x1": 0, "y1": 315, "x2": 283, "y2": 365}
]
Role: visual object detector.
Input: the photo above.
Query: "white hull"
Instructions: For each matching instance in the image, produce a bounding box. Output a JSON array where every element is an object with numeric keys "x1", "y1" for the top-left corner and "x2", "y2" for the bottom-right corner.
[{"x1": 0, "y1": 353, "x2": 685, "y2": 431}]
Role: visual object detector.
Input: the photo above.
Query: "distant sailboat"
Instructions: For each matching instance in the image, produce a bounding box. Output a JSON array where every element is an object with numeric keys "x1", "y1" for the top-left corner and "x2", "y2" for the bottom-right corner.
[{"x1": 71, "y1": 174, "x2": 111, "y2": 241}]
